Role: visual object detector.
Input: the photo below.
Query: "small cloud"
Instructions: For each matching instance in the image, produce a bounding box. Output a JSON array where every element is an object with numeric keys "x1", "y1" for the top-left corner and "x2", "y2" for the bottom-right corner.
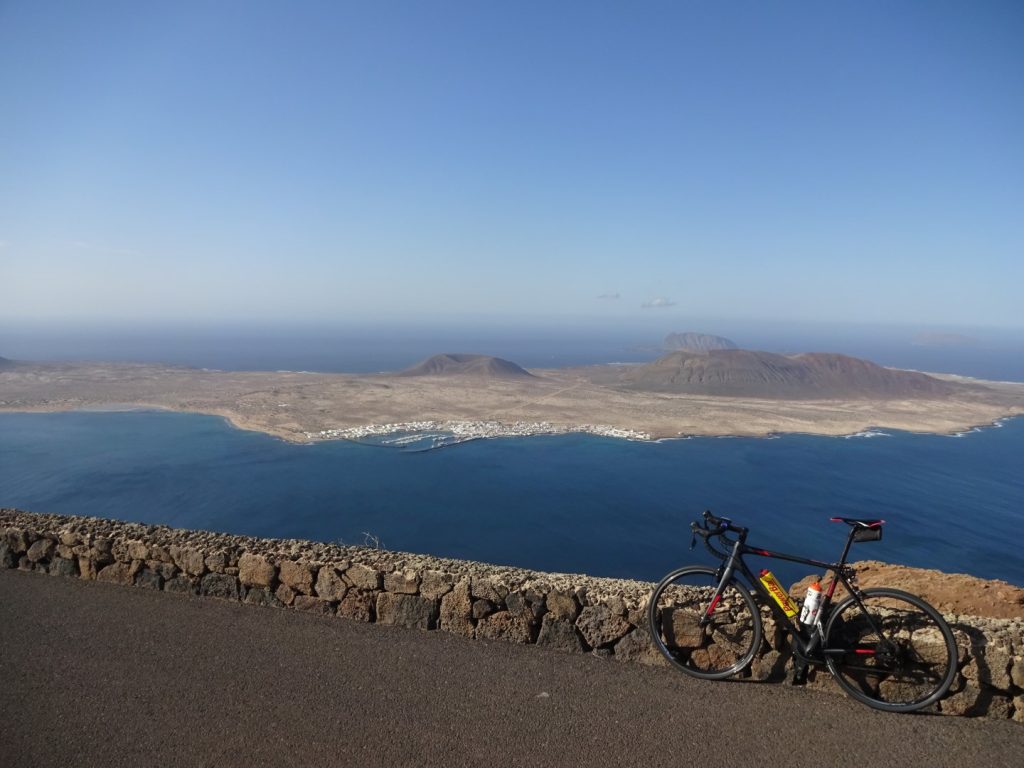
[
  {"x1": 597, "y1": 293, "x2": 620, "y2": 300},
  {"x1": 641, "y1": 297, "x2": 676, "y2": 309}
]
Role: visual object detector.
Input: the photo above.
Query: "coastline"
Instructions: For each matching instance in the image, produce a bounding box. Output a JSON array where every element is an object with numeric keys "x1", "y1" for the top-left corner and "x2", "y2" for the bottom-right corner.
[
  {"x1": 2, "y1": 401, "x2": 1022, "y2": 449},
  {"x1": 2, "y1": 360, "x2": 1024, "y2": 446},
  {"x1": 3, "y1": 410, "x2": 1023, "y2": 586}
]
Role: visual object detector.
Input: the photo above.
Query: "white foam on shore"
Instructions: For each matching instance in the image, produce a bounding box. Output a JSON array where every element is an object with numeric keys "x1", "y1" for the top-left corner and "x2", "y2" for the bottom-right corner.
[
  {"x1": 948, "y1": 417, "x2": 1013, "y2": 438},
  {"x1": 298, "y1": 414, "x2": 1023, "y2": 448},
  {"x1": 305, "y1": 420, "x2": 652, "y2": 446}
]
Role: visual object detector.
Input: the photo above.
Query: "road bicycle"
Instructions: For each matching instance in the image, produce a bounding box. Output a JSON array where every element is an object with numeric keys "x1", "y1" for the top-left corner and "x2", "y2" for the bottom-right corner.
[{"x1": 647, "y1": 511, "x2": 958, "y2": 713}]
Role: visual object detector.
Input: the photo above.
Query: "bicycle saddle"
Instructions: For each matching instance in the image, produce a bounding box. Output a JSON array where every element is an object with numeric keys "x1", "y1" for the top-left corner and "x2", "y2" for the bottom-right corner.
[{"x1": 830, "y1": 517, "x2": 884, "y2": 528}]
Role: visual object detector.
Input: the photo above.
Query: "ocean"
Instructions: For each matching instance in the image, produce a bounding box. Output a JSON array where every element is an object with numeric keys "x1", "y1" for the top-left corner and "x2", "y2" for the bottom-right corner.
[{"x1": 2, "y1": 410, "x2": 1022, "y2": 587}]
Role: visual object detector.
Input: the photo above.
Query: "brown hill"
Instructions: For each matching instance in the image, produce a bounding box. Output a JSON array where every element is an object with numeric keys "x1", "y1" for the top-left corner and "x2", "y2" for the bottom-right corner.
[
  {"x1": 663, "y1": 332, "x2": 738, "y2": 353},
  {"x1": 621, "y1": 349, "x2": 956, "y2": 399},
  {"x1": 395, "y1": 354, "x2": 534, "y2": 379}
]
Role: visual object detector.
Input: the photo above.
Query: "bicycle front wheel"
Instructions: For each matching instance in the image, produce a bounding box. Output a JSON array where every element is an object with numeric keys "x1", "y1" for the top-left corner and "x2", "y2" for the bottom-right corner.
[
  {"x1": 824, "y1": 588, "x2": 957, "y2": 713},
  {"x1": 648, "y1": 566, "x2": 762, "y2": 680}
]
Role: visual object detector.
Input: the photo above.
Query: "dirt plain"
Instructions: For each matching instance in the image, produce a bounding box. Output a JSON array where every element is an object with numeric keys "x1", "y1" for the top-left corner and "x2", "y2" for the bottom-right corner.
[{"x1": 1, "y1": 360, "x2": 1023, "y2": 442}]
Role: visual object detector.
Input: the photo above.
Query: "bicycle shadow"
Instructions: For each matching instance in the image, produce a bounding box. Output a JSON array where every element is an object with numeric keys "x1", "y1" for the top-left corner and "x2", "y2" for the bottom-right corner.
[
  {"x1": 708, "y1": 615, "x2": 969, "y2": 718},
  {"x1": 940, "y1": 620, "x2": 1012, "y2": 717}
]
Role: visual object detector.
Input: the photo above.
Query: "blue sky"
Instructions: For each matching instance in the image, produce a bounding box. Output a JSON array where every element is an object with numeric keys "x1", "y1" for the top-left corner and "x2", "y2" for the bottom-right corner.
[{"x1": 1, "y1": 1, "x2": 1022, "y2": 329}]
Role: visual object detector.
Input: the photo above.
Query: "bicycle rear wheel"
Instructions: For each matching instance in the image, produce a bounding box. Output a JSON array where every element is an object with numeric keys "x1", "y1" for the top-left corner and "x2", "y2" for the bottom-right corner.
[
  {"x1": 823, "y1": 588, "x2": 957, "y2": 712},
  {"x1": 648, "y1": 566, "x2": 762, "y2": 680}
]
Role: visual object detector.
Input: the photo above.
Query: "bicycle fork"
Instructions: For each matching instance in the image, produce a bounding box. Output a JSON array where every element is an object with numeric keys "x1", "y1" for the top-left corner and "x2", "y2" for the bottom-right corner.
[{"x1": 699, "y1": 542, "x2": 742, "y2": 628}]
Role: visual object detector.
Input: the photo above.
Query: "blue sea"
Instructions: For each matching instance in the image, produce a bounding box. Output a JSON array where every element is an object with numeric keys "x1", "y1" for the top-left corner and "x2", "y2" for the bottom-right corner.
[{"x1": 1, "y1": 410, "x2": 1022, "y2": 587}]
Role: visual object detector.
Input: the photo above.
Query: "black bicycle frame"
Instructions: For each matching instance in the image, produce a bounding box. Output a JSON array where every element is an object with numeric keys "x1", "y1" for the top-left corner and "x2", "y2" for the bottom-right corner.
[{"x1": 712, "y1": 527, "x2": 880, "y2": 664}]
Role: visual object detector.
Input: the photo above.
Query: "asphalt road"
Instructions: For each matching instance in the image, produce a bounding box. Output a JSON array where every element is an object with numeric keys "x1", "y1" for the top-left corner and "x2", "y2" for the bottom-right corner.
[{"x1": 2, "y1": 569, "x2": 1022, "y2": 767}]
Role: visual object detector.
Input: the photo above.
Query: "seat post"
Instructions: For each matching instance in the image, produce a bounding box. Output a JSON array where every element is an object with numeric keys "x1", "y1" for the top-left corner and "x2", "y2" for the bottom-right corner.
[{"x1": 836, "y1": 527, "x2": 856, "y2": 568}]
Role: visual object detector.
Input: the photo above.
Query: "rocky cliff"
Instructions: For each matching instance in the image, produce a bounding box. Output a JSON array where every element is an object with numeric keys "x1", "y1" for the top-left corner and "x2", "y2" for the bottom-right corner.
[{"x1": 791, "y1": 560, "x2": 1024, "y2": 620}]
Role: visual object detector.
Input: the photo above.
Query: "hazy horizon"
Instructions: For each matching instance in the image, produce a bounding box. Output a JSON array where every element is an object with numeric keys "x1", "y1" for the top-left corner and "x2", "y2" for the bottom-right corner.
[
  {"x1": 2, "y1": 3, "x2": 1022, "y2": 330},
  {"x1": 4, "y1": 316, "x2": 1024, "y2": 382}
]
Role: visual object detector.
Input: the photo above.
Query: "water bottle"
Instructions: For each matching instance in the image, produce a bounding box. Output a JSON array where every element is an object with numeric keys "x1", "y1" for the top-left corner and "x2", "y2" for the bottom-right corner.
[{"x1": 799, "y1": 580, "x2": 823, "y2": 625}]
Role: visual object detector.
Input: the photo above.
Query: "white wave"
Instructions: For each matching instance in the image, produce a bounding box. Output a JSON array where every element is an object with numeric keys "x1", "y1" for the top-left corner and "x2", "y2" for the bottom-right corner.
[
  {"x1": 843, "y1": 430, "x2": 891, "y2": 439},
  {"x1": 947, "y1": 416, "x2": 1018, "y2": 438}
]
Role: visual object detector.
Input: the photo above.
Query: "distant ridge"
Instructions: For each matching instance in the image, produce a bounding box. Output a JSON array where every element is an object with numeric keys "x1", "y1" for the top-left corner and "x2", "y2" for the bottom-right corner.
[
  {"x1": 663, "y1": 332, "x2": 737, "y2": 353},
  {"x1": 395, "y1": 353, "x2": 534, "y2": 379},
  {"x1": 0, "y1": 356, "x2": 16, "y2": 370},
  {"x1": 622, "y1": 349, "x2": 956, "y2": 399}
]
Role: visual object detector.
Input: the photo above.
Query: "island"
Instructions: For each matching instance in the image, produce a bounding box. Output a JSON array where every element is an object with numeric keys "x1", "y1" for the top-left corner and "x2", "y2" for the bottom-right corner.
[{"x1": 1, "y1": 347, "x2": 1023, "y2": 445}]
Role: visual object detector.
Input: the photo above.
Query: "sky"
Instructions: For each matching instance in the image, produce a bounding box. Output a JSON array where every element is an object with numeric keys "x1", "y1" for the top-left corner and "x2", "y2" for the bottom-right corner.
[{"x1": 1, "y1": 1, "x2": 1022, "y2": 331}]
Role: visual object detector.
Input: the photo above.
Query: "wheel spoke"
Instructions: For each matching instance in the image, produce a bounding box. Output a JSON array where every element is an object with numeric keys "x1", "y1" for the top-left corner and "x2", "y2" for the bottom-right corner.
[
  {"x1": 824, "y1": 589, "x2": 957, "y2": 712},
  {"x1": 648, "y1": 567, "x2": 762, "y2": 680}
]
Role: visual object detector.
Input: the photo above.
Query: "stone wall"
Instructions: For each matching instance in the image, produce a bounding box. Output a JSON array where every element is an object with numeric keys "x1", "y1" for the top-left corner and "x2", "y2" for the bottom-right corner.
[{"x1": 2, "y1": 508, "x2": 1021, "y2": 721}]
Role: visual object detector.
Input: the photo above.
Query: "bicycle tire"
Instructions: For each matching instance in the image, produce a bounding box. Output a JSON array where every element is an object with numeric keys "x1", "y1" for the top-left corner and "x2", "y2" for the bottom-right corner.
[
  {"x1": 823, "y1": 587, "x2": 957, "y2": 713},
  {"x1": 648, "y1": 565, "x2": 762, "y2": 680}
]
